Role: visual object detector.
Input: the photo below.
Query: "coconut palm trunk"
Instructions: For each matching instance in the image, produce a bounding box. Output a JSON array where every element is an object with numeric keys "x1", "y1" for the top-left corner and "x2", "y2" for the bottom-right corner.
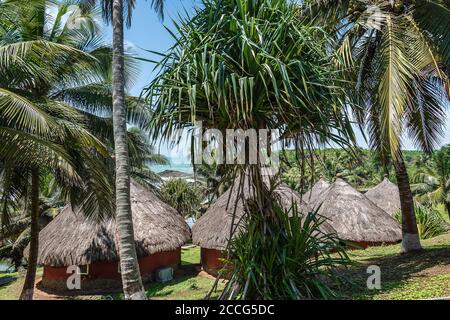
[
  {"x1": 111, "y1": 0, "x2": 146, "y2": 300},
  {"x1": 445, "y1": 201, "x2": 450, "y2": 221},
  {"x1": 394, "y1": 153, "x2": 422, "y2": 253},
  {"x1": 19, "y1": 168, "x2": 39, "y2": 300}
]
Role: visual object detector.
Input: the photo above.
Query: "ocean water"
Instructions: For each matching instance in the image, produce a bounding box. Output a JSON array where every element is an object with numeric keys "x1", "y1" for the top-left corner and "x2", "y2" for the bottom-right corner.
[
  {"x1": 150, "y1": 157, "x2": 194, "y2": 174},
  {"x1": 185, "y1": 217, "x2": 196, "y2": 228},
  {"x1": 0, "y1": 260, "x2": 12, "y2": 272}
]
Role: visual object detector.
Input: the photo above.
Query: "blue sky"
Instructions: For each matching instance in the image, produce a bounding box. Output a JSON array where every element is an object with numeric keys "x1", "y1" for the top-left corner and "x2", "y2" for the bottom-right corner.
[
  {"x1": 102, "y1": 0, "x2": 450, "y2": 155},
  {"x1": 119, "y1": 0, "x2": 197, "y2": 97}
]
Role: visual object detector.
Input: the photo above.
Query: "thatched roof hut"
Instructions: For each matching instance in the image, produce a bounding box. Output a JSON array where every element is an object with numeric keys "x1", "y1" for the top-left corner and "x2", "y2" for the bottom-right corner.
[
  {"x1": 303, "y1": 178, "x2": 330, "y2": 204},
  {"x1": 310, "y1": 178, "x2": 401, "y2": 244},
  {"x1": 192, "y1": 174, "x2": 335, "y2": 251},
  {"x1": 34, "y1": 181, "x2": 190, "y2": 266},
  {"x1": 365, "y1": 177, "x2": 401, "y2": 216}
]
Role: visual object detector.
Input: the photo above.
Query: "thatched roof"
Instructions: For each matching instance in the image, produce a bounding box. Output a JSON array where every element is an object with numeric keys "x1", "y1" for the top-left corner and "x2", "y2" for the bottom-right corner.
[
  {"x1": 303, "y1": 178, "x2": 330, "y2": 204},
  {"x1": 310, "y1": 178, "x2": 401, "y2": 243},
  {"x1": 365, "y1": 178, "x2": 401, "y2": 216},
  {"x1": 192, "y1": 173, "x2": 336, "y2": 250},
  {"x1": 29, "y1": 181, "x2": 191, "y2": 267}
]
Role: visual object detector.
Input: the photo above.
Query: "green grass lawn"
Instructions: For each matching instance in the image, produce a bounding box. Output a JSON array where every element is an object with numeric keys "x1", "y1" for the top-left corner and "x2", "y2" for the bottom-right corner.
[
  {"x1": 104, "y1": 275, "x2": 225, "y2": 300},
  {"x1": 1, "y1": 235, "x2": 448, "y2": 300},
  {"x1": 0, "y1": 271, "x2": 17, "y2": 279},
  {"x1": 104, "y1": 246, "x2": 224, "y2": 300},
  {"x1": 339, "y1": 232, "x2": 450, "y2": 300},
  {"x1": 0, "y1": 246, "x2": 221, "y2": 300},
  {"x1": 435, "y1": 203, "x2": 450, "y2": 224},
  {"x1": 0, "y1": 268, "x2": 42, "y2": 300},
  {"x1": 181, "y1": 245, "x2": 201, "y2": 266},
  {"x1": 144, "y1": 246, "x2": 226, "y2": 300},
  {"x1": 145, "y1": 275, "x2": 225, "y2": 300}
]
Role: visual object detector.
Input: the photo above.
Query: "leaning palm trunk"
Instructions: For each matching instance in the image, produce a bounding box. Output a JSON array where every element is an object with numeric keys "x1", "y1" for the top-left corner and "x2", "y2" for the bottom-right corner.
[
  {"x1": 394, "y1": 153, "x2": 422, "y2": 253},
  {"x1": 111, "y1": 0, "x2": 146, "y2": 300},
  {"x1": 19, "y1": 168, "x2": 39, "y2": 300}
]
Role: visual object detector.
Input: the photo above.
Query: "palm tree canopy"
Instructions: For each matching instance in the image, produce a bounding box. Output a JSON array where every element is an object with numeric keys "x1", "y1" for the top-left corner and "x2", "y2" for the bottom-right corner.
[
  {"x1": 412, "y1": 145, "x2": 450, "y2": 205},
  {"x1": 0, "y1": 1, "x2": 161, "y2": 226},
  {"x1": 78, "y1": 0, "x2": 164, "y2": 26},
  {"x1": 302, "y1": 0, "x2": 450, "y2": 161}
]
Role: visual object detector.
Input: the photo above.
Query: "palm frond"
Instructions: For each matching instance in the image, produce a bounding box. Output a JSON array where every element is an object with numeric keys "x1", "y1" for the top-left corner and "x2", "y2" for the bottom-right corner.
[
  {"x1": 0, "y1": 88, "x2": 54, "y2": 137},
  {"x1": 375, "y1": 14, "x2": 418, "y2": 159},
  {"x1": 413, "y1": 0, "x2": 450, "y2": 66}
]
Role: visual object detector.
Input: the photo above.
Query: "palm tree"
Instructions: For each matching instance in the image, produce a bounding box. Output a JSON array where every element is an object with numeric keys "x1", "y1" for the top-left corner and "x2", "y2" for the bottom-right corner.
[
  {"x1": 127, "y1": 127, "x2": 169, "y2": 189},
  {"x1": 0, "y1": 1, "x2": 122, "y2": 213},
  {"x1": 0, "y1": 1, "x2": 144, "y2": 299},
  {"x1": 79, "y1": 0, "x2": 164, "y2": 299},
  {"x1": 3, "y1": 138, "x2": 112, "y2": 300},
  {"x1": 1, "y1": 1, "x2": 167, "y2": 299},
  {"x1": 0, "y1": 63, "x2": 113, "y2": 299},
  {"x1": 0, "y1": 171, "x2": 64, "y2": 270},
  {"x1": 412, "y1": 145, "x2": 450, "y2": 220},
  {"x1": 303, "y1": 0, "x2": 450, "y2": 252},
  {"x1": 0, "y1": 128, "x2": 166, "y2": 271},
  {"x1": 194, "y1": 149, "x2": 232, "y2": 200}
]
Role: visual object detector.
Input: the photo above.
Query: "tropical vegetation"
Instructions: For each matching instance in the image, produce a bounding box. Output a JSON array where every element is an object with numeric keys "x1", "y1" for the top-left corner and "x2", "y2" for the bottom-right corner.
[
  {"x1": 0, "y1": 0, "x2": 118, "y2": 299},
  {"x1": 220, "y1": 203, "x2": 350, "y2": 299},
  {"x1": 394, "y1": 203, "x2": 448, "y2": 240},
  {"x1": 0, "y1": 0, "x2": 162, "y2": 300},
  {"x1": 74, "y1": 0, "x2": 166, "y2": 300},
  {"x1": 160, "y1": 178, "x2": 204, "y2": 218},
  {"x1": 302, "y1": 0, "x2": 450, "y2": 253},
  {"x1": 0, "y1": 0, "x2": 449, "y2": 301},
  {"x1": 412, "y1": 145, "x2": 450, "y2": 220}
]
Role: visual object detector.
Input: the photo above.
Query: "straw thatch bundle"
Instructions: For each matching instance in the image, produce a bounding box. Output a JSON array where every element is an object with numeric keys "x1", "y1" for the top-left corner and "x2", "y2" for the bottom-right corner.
[
  {"x1": 310, "y1": 178, "x2": 401, "y2": 243},
  {"x1": 29, "y1": 181, "x2": 191, "y2": 267},
  {"x1": 192, "y1": 173, "x2": 336, "y2": 250},
  {"x1": 303, "y1": 178, "x2": 330, "y2": 204},
  {"x1": 365, "y1": 177, "x2": 401, "y2": 216}
]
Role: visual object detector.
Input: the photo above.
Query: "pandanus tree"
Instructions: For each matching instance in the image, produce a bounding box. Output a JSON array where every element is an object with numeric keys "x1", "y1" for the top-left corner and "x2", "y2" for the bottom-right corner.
[
  {"x1": 302, "y1": 0, "x2": 450, "y2": 252},
  {"x1": 146, "y1": 0, "x2": 354, "y2": 151},
  {"x1": 146, "y1": 0, "x2": 355, "y2": 298}
]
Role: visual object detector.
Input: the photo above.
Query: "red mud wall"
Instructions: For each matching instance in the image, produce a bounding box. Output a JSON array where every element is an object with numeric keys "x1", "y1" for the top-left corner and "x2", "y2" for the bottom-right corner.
[
  {"x1": 139, "y1": 248, "x2": 181, "y2": 275},
  {"x1": 43, "y1": 248, "x2": 181, "y2": 283},
  {"x1": 200, "y1": 248, "x2": 225, "y2": 276}
]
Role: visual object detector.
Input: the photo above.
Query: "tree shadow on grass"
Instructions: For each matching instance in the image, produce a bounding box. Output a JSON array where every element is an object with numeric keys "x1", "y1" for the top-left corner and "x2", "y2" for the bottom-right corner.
[
  {"x1": 145, "y1": 275, "x2": 192, "y2": 298},
  {"x1": 0, "y1": 275, "x2": 17, "y2": 287},
  {"x1": 336, "y1": 246, "x2": 450, "y2": 299}
]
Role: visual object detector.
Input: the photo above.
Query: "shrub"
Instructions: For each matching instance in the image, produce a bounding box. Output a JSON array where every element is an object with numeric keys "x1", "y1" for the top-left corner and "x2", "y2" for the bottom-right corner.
[
  {"x1": 160, "y1": 178, "x2": 204, "y2": 218},
  {"x1": 219, "y1": 200, "x2": 351, "y2": 299},
  {"x1": 394, "y1": 203, "x2": 448, "y2": 240}
]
